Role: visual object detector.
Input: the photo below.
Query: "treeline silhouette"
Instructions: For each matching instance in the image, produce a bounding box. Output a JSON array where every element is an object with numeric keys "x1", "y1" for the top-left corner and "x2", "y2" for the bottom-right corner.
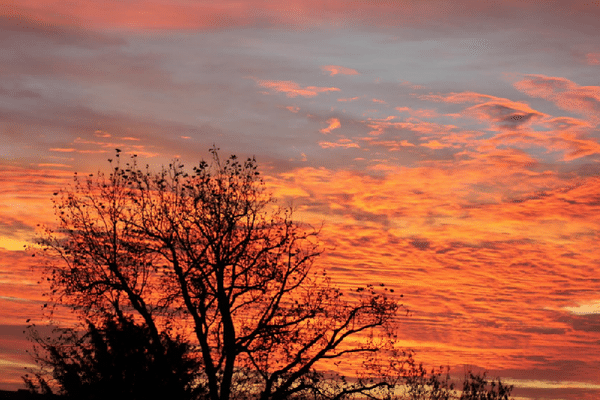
[{"x1": 24, "y1": 148, "x2": 513, "y2": 400}]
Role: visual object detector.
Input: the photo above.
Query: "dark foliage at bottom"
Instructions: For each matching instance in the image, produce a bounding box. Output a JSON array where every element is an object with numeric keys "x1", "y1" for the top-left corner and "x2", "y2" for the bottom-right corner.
[
  {"x1": 401, "y1": 352, "x2": 513, "y2": 400},
  {"x1": 24, "y1": 317, "x2": 203, "y2": 400}
]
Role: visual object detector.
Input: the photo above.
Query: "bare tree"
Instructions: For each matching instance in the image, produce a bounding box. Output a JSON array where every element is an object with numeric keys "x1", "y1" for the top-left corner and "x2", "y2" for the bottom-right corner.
[{"x1": 32, "y1": 148, "x2": 402, "y2": 400}]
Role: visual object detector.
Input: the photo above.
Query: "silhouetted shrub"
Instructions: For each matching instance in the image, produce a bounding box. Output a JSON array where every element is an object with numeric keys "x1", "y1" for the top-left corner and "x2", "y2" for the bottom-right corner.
[{"x1": 25, "y1": 316, "x2": 204, "y2": 400}]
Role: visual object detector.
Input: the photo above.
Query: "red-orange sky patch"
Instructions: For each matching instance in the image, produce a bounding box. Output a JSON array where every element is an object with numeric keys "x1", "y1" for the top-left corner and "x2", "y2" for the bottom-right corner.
[{"x1": 266, "y1": 161, "x2": 600, "y2": 383}]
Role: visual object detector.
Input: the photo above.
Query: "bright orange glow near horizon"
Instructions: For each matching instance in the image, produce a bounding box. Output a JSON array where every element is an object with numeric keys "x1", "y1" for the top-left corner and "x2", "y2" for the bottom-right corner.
[{"x1": 2, "y1": 1, "x2": 600, "y2": 399}]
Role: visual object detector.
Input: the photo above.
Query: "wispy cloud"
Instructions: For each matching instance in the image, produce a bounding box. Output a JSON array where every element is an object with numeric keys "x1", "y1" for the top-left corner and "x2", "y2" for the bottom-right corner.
[
  {"x1": 586, "y1": 52, "x2": 600, "y2": 65},
  {"x1": 256, "y1": 79, "x2": 340, "y2": 98},
  {"x1": 321, "y1": 65, "x2": 359, "y2": 76},
  {"x1": 513, "y1": 74, "x2": 600, "y2": 123}
]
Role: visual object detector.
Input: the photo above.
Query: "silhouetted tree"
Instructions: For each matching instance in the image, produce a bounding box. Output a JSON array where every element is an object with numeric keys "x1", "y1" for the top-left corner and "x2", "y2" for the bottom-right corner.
[
  {"x1": 402, "y1": 352, "x2": 455, "y2": 400},
  {"x1": 24, "y1": 316, "x2": 202, "y2": 400},
  {"x1": 458, "y1": 370, "x2": 513, "y2": 400},
  {"x1": 29, "y1": 148, "x2": 402, "y2": 400},
  {"x1": 398, "y1": 352, "x2": 514, "y2": 400}
]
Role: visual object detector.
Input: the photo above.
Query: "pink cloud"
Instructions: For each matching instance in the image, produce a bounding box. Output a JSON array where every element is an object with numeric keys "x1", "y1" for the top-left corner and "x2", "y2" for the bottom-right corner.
[
  {"x1": 417, "y1": 92, "x2": 548, "y2": 130},
  {"x1": 586, "y1": 53, "x2": 600, "y2": 65},
  {"x1": 321, "y1": 65, "x2": 359, "y2": 76},
  {"x1": 418, "y1": 91, "x2": 497, "y2": 104},
  {"x1": 513, "y1": 74, "x2": 600, "y2": 123},
  {"x1": 256, "y1": 79, "x2": 340, "y2": 98},
  {"x1": 0, "y1": 1, "x2": 460, "y2": 31},
  {"x1": 464, "y1": 99, "x2": 545, "y2": 131},
  {"x1": 338, "y1": 97, "x2": 360, "y2": 102}
]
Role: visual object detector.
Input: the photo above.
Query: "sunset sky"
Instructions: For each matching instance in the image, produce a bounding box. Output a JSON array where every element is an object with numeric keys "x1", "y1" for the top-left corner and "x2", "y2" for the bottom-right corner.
[{"x1": 1, "y1": 1, "x2": 600, "y2": 398}]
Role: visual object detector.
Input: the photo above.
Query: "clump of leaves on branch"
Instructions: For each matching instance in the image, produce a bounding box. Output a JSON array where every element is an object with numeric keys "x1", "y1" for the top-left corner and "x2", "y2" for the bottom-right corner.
[{"x1": 27, "y1": 148, "x2": 403, "y2": 400}]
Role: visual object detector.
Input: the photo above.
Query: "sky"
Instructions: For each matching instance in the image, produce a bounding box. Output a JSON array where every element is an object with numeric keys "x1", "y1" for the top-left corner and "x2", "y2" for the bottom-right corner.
[{"x1": 1, "y1": 0, "x2": 600, "y2": 398}]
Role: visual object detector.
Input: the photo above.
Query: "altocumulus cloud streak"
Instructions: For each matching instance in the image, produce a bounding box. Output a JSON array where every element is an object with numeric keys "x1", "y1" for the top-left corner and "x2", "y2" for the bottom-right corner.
[{"x1": 1, "y1": 1, "x2": 600, "y2": 399}]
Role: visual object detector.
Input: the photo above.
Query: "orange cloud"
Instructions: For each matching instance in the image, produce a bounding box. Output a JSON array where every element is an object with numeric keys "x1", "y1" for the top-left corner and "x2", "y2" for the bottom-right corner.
[
  {"x1": 361, "y1": 138, "x2": 415, "y2": 151},
  {"x1": 318, "y1": 139, "x2": 359, "y2": 149},
  {"x1": 543, "y1": 116, "x2": 592, "y2": 131},
  {"x1": 37, "y1": 163, "x2": 71, "y2": 168},
  {"x1": 321, "y1": 65, "x2": 359, "y2": 76},
  {"x1": 552, "y1": 132, "x2": 600, "y2": 161},
  {"x1": 472, "y1": 147, "x2": 538, "y2": 169},
  {"x1": 364, "y1": 116, "x2": 462, "y2": 138},
  {"x1": 513, "y1": 74, "x2": 600, "y2": 123},
  {"x1": 270, "y1": 156, "x2": 575, "y2": 265},
  {"x1": 320, "y1": 118, "x2": 341, "y2": 134},
  {"x1": 487, "y1": 127, "x2": 600, "y2": 162},
  {"x1": 410, "y1": 92, "x2": 547, "y2": 131},
  {"x1": 0, "y1": 165, "x2": 73, "y2": 243},
  {"x1": 464, "y1": 99, "x2": 545, "y2": 131},
  {"x1": 420, "y1": 140, "x2": 450, "y2": 149},
  {"x1": 256, "y1": 79, "x2": 340, "y2": 98}
]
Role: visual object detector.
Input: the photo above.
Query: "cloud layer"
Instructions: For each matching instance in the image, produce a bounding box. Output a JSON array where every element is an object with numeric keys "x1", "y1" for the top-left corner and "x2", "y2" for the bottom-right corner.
[{"x1": 2, "y1": 2, "x2": 600, "y2": 399}]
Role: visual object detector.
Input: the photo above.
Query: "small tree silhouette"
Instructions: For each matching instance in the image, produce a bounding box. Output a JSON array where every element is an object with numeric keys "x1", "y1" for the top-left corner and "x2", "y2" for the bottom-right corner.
[
  {"x1": 398, "y1": 352, "x2": 514, "y2": 400},
  {"x1": 459, "y1": 370, "x2": 513, "y2": 400},
  {"x1": 28, "y1": 148, "x2": 403, "y2": 400}
]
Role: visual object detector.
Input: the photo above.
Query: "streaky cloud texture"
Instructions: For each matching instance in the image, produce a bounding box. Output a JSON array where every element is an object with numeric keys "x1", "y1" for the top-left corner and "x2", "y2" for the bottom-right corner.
[{"x1": 2, "y1": 1, "x2": 600, "y2": 399}]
